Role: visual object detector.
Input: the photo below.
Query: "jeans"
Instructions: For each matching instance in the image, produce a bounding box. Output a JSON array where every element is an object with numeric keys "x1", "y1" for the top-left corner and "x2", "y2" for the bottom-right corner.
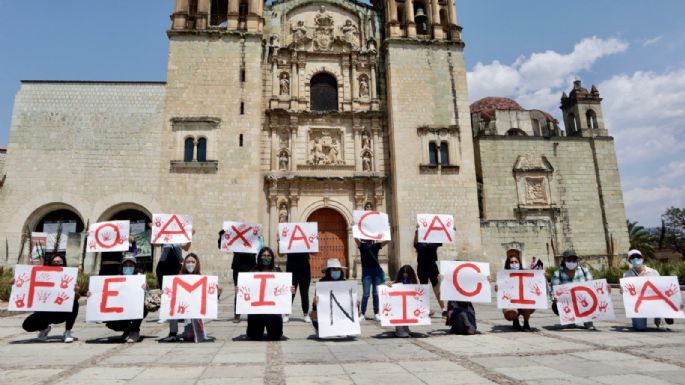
[
  {"x1": 631, "y1": 318, "x2": 661, "y2": 331},
  {"x1": 361, "y1": 266, "x2": 384, "y2": 316}
]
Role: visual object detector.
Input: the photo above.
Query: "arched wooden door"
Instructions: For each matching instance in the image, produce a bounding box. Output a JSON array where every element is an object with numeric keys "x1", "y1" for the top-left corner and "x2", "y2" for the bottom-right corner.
[{"x1": 307, "y1": 208, "x2": 348, "y2": 278}]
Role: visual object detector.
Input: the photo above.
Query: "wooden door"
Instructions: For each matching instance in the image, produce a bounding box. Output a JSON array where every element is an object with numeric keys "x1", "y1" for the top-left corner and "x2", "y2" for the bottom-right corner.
[{"x1": 307, "y1": 208, "x2": 348, "y2": 278}]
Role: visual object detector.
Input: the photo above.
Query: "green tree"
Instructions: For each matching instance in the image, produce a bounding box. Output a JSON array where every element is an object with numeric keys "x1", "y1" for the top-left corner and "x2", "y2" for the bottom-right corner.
[
  {"x1": 662, "y1": 207, "x2": 685, "y2": 255},
  {"x1": 627, "y1": 220, "x2": 654, "y2": 257}
]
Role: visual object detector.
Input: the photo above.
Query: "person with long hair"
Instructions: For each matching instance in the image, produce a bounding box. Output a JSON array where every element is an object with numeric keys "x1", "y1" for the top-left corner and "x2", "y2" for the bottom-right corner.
[
  {"x1": 500, "y1": 254, "x2": 535, "y2": 331},
  {"x1": 355, "y1": 238, "x2": 389, "y2": 321},
  {"x1": 386, "y1": 265, "x2": 431, "y2": 337},
  {"x1": 176, "y1": 253, "x2": 221, "y2": 342},
  {"x1": 12, "y1": 255, "x2": 80, "y2": 343}
]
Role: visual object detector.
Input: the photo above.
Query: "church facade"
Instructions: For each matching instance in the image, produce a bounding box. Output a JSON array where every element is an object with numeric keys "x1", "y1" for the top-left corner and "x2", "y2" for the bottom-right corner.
[{"x1": 0, "y1": 0, "x2": 629, "y2": 277}]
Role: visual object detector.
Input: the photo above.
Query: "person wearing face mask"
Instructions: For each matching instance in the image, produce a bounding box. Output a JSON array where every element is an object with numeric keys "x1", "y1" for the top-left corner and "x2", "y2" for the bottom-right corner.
[
  {"x1": 622, "y1": 249, "x2": 672, "y2": 331},
  {"x1": 385, "y1": 265, "x2": 427, "y2": 337},
  {"x1": 100, "y1": 254, "x2": 148, "y2": 343},
  {"x1": 246, "y1": 247, "x2": 294, "y2": 340},
  {"x1": 13, "y1": 255, "x2": 80, "y2": 343},
  {"x1": 499, "y1": 255, "x2": 535, "y2": 331},
  {"x1": 310, "y1": 258, "x2": 355, "y2": 336},
  {"x1": 551, "y1": 250, "x2": 596, "y2": 330},
  {"x1": 177, "y1": 253, "x2": 221, "y2": 342}
]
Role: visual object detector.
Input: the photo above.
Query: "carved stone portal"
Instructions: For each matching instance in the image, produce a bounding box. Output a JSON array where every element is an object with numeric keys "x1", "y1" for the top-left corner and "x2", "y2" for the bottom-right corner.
[{"x1": 308, "y1": 129, "x2": 344, "y2": 165}]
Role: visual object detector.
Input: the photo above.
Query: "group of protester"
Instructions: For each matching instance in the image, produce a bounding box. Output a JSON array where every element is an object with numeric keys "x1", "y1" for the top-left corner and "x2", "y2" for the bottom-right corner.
[{"x1": 7, "y1": 225, "x2": 678, "y2": 343}]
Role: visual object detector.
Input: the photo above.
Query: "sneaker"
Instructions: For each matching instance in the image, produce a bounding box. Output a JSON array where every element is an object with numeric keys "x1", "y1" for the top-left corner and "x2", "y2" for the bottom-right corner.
[
  {"x1": 63, "y1": 330, "x2": 74, "y2": 343},
  {"x1": 665, "y1": 318, "x2": 674, "y2": 325},
  {"x1": 37, "y1": 325, "x2": 51, "y2": 341},
  {"x1": 395, "y1": 327, "x2": 410, "y2": 338},
  {"x1": 374, "y1": 314, "x2": 381, "y2": 321},
  {"x1": 283, "y1": 315, "x2": 290, "y2": 323},
  {"x1": 303, "y1": 315, "x2": 312, "y2": 323},
  {"x1": 126, "y1": 331, "x2": 140, "y2": 343}
]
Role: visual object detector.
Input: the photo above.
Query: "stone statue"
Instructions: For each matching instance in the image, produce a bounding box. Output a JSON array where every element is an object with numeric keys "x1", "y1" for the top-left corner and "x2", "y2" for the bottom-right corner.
[
  {"x1": 291, "y1": 20, "x2": 308, "y2": 47},
  {"x1": 328, "y1": 139, "x2": 340, "y2": 164},
  {"x1": 271, "y1": 34, "x2": 280, "y2": 48},
  {"x1": 359, "y1": 77, "x2": 369, "y2": 98},
  {"x1": 278, "y1": 151, "x2": 289, "y2": 170},
  {"x1": 361, "y1": 130, "x2": 371, "y2": 149},
  {"x1": 341, "y1": 19, "x2": 359, "y2": 47},
  {"x1": 311, "y1": 138, "x2": 325, "y2": 165},
  {"x1": 278, "y1": 203, "x2": 288, "y2": 223},
  {"x1": 362, "y1": 151, "x2": 372, "y2": 171},
  {"x1": 279, "y1": 73, "x2": 290, "y2": 95},
  {"x1": 367, "y1": 39, "x2": 377, "y2": 53}
]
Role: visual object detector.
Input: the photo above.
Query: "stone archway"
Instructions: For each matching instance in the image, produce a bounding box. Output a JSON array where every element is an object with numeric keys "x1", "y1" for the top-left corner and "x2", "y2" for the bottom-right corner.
[
  {"x1": 99, "y1": 205, "x2": 153, "y2": 275},
  {"x1": 23, "y1": 204, "x2": 85, "y2": 265},
  {"x1": 307, "y1": 208, "x2": 348, "y2": 278}
]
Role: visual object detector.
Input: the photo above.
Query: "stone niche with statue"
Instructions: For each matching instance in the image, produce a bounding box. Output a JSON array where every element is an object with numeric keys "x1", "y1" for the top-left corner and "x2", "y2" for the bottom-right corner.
[
  {"x1": 304, "y1": 128, "x2": 348, "y2": 167},
  {"x1": 287, "y1": 4, "x2": 361, "y2": 53}
]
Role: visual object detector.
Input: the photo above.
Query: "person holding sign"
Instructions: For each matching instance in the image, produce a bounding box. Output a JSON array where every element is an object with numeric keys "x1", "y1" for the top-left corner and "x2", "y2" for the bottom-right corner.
[
  {"x1": 414, "y1": 225, "x2": 448, "y2": 315},
  {"x1": 218, "y1": 229, "x2": 258, "y2": 323},
  {"x1": 177, "y1": 253, "x2": 222, "y2": 342},
  {"x1": 283, "y1": 251, "x2": 311, "y2": 323},
  {"x1": 355, "y1": 239, "x2": 389, "y2": 321},
  {"x1": 551, "y1": 250, "x2": 596, "y2": 330},
  {"x1": 622, "y1": 249, "x2": 672, "y2": 331},
  {"x1": 311, "y1": 258, "x2": 356, "y2": 335},
  {"x1": 385, "y1": 265, "x2": 430, "y2": 337},
  {"x1": 500, "y1": 255, "x2": 535, "y2": 331},
  {"x1": 13, "y1": 255, "x2": 80, "y2": 343}
]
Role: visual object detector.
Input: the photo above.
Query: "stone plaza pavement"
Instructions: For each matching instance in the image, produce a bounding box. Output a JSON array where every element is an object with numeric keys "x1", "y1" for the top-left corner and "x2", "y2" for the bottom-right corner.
[{"x1": 1, "y1": 286, "x2": 684, "y2": 385}]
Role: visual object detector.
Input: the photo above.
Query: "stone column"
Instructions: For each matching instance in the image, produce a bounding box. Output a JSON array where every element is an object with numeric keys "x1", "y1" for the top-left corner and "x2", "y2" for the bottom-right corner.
[
  {"x1": 448, "y1": 0, "x2": 456, "y2": 25},
  {"x1": 389, "y1": 0, "x2": 398, "y2": 21},
  {"x1": 351, "y1": 57, "x2": 357, "y2": 101},
  {"x1": 272, "y1": 60, "x2": 279, "y2": 98},
  {"x1": 271, "y1": 127, "x2": 279, "y2": 170},
  {"x1": 268, "y1": 196, "x2": 278, "y2": 246},
  {"x1": 289, "y1": 127, "x2": 296, "y2": 171},
  {"x1": 197, "y1": 0, "x2": 210, "y2": 29},
  {"x1": 290, "y1": 59, "x2": 298, "y2": 109},
  {"x1": 431, "y1": 0, "x2": 443, "y2": 39},
  {"x1": 172, "y1": 0, "x2": 189, "y2": 30},
  {"x1": 406, "y1": 0, "x2": 416, "y2": 37},
  {"x1": 228, "y1": 0, "x2": 239, "y2": 29},
  {"x1": 372, "y1": 129, "x2": 380, "y2": 172},
  {"x1": 370, "y1": 64, "x2": 378, "y2": 100}
]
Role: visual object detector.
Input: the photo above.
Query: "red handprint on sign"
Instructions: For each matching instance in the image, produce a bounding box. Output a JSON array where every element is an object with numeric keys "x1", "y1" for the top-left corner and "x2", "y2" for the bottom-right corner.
[
  {"x1": 252, "y1": 228, "x2": 259, "y2": 236},
  {"x1": 562, "y1": 300, "x2": 571, "y2": 314},
  {"x1": 579, "y1": 295, "x2": 589, "y2": 308},
  {"x1": 154, "y1": 218, "x2": 162, "y2": 227},
  {"x1": 308, "y1": 234, "x2": 316, "y2": 243},
  {"x1": 530, "y1": 284, "x2": 542, "y2": 297},
  {"x1": 554, "y1": 287, "x2": 567, "y2": 298},
  {"x1": 177, "y1": 302, "x2": 188, "y2": 315},
  {"x1": 446, "y1": 218, "x2": 453, "y2": 228},
  {"x1": 37, "y1": 291, "x2": 50, "y2": 304},
  {"x1": 665, "y1": 283, "x2": 678, "y2": 297},
  {"x1": 598, "y1": 301, "x2": 609, "y2": 312},
  {"x1": 208, "y1": 283, "x2": 218, "y2": 295},
  {"x1": 60, "y1": 275, "x2": 73, "y2": 289},
  {"x1": 54, "y1": 292, "x2": 70, "y2": 305},
  {"x1": 101, "y1": 232, "x2": 112, "y2": 242},
  {"x1": 273, "y1": 285, "x2": 289, "y2": 297},
  {"x1": 414, "y1": 287, "x2": 426, "y2": 301},
  {"x1": 562, "y1": 314, "x2": 576, "y2": 323},
  {"x1": 501, "y1": 292, "x2": 511, "y2": 301},
  {"x1": 163, "y1": 287, "x2": 172, "y2": 297},
  {"x1": 14, "y1": 273, "x2": 28, "y2": 288},
  {"x1": 413, "y1": 307, "x2": 427, "y2": 318},
  {"x1": 624, "y1": 283, "x2": 637, "y2": 296},
  {"x1": 88, "y1": 240, "x2": 97, "y2": 250},
  {"x1": 382, "y1": 304, "x2": 392, "y2": 317},
  {"x1": 14, "y1": 294, "x2": 26, "y2": 308},
  {"x1": 594, "y1": 281, "x2": 605, "y2": 295},
  {"x1": 117, "y1": 235, "x2": 126, "y2": 244},
  {"x1": 420, "y1": 218, "x2": 428, "y2": 227},
  {"x1": 238, "y1": 286, "x2": 251, "y2": 301}
]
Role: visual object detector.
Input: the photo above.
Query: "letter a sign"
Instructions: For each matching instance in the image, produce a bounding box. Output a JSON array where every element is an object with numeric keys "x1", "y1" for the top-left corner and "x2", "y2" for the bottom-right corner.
[
  {"x1": 152, "y1": 214, "x2": 192, "y2": 245},
  {"x1": 620, "y1": 276, "x2": 684, "y2": 319},
  {"x1": 278, "y1": 223, "x2": 319, "y2": 253},
  {"x1": 86, "y1": 221, "x2": 130, "y2": 252},
  {"x1": 417, "y1": 214, "x2": 455, "y2": 244}
]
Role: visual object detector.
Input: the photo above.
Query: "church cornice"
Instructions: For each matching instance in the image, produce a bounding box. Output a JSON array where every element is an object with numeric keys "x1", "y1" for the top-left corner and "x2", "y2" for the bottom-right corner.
[
  {"x1": 167, "y1": 29, "x2": 264, "y2": 39},
  {"x1": 381, "y1": 35, "x2": 465, "y2": 49},
  {"x1": 265, "y1": 109, "x2": 384, "y2": 119}
]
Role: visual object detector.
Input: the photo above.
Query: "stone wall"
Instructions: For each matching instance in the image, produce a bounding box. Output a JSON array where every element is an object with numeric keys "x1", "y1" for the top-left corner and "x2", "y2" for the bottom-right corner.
[{"x1": 0, "y1": 149, "x2": 5, "y2": 178}]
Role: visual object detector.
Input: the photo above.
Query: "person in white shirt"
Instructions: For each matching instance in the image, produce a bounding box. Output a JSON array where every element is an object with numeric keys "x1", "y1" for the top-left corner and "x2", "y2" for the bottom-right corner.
[{"x1": 622, "y1": 249, "x2": 673, "y2": 331}]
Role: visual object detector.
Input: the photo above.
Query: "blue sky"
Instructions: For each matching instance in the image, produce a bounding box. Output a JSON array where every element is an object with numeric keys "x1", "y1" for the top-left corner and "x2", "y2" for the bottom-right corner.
[{"x1": 1, "y1": 0, "x2": 684, "y2": 227}]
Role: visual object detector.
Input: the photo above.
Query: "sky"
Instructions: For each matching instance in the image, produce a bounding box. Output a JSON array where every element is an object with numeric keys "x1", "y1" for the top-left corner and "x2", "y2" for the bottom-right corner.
[{"x1": 1, "y1": 0, "x2": 684, "y2": 227}]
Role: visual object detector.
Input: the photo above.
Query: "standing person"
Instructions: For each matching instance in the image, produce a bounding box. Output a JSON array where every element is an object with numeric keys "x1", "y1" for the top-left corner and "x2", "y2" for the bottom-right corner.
[
  {"x1": 311, "y1": 258, "x2": 351, "y2": 335},
  {"x1": 414, "y1": 225, "x2": 448, "y2": 315},
  {"x1": 14, "y1": 255, "x2": 80, "y2": 343},
  {"x1": 355, "y1": 238, "x2": 389, "y2": 321},
  {"x1": 551, "y1": 250, "x2": 596, "y2": 330},
  {"x1": 622, "y1": 249, "x2": 672, "y2": 330},
  {"x1": 529, "y1": 257, "x2": 538, "y2": 270},
  {"x1": 386, "y1": 265, "x2": 430, "y2": 337},
  {"x1": 500, "y1": 255, "x2": 535, "y2": 331},
  {"x1": 178, "y1": 253, "x2": 222, "y2": 342},
  {"x1": 99, "y1": 254, "x2": 148, "y2": 343},
  {"x1": 157, "y1": 239, "x2": 191, "y2": 342},
  {"x1": 283, "y1": 251, "x2": 311, "y2": 323},
  {"x1": 218, "y1": 230, "x2": 257, "y2": 323},
  {"x1": 246, "y1": 247, "x2": 293, "y2": 340}
]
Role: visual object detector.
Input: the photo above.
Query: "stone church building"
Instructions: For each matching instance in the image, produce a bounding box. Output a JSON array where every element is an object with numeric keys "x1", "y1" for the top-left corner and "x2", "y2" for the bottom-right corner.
[{"x1": 0, "y1": 0, "x2": 629, "y2": 277}]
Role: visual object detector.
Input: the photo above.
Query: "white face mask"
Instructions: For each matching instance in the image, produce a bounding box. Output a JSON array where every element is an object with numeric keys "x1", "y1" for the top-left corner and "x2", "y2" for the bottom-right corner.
[
  {"x1": 185, "y1": 262, "x2": 196, "y2": 273},
  {"x1": 565, "y1": 261, "x2": 578, "y2": 270},
  {"x1": 509, "y1": 263, "x2": 520, "y2": 270}
]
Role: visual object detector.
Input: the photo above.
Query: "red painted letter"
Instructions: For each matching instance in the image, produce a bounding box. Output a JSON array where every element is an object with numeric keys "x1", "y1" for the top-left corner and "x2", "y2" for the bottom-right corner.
[
  {"x1": 95, "y1": 223, "x2": 121, "y2": 249},
  {"x1": 389, "y1": 291, "x2": 419, "y2": 324},
  {"x1": 570, "y1": 286, "x2": 598, "y2": 317},
  {"x1": 510, "y1": 272, "x2": 536, "y2": 305},
  {"x1": 357, "y1": 211, "x2": 383, "y2": 240},
  {"x1": 153, "y1": 215, "x2": 191, "y2": 243},
  {"x1": 287, "y1": 225, "x2": 311, "y2": 251},
  {"x1": 452, "y1": 263, "x2": 482, "y2": 297},
  {"x1": 100, "y1": 277, "x2": 126, "y2": 313},
  {"x1": 423, "y1": 216, "x2": 453, "y2": 242},
  {"x1": 170, "y1": 276, "x2": 208, "y2": 316},
  {"x1": 634, "y1": 280, "x2": 678, "y2": 313},
  {"x1": 251, "y1": 274, "x2": 276, "y2": 307},
  {"x1": 227, "y1": 225, "x2": 252, "y2": 247},
  {"x1": 28, "y1": 266, "x2": 61, "y2": 307}
]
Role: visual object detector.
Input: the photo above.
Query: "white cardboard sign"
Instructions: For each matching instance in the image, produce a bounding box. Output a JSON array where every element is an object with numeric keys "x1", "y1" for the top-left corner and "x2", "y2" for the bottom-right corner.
[
  {"x1": 236, "y1": 272, "x2": 293, "y2": 315},
  {"x1": 86, "y1": 221, "x2": 130, "y2": 252},
  {"x1": 151, "y1": 214, "x2": 192, "y2": 245},
  {"x1": 417, "y1": 214, "x2": 455, "y2": 244},
  {"x1": 278, "y1": 223, "x2": 319, "y2": 253},
  {"x1": 352, "y1": 210, "x2": 391, "y2": 241},
  {"x1": 316, "y1": 281, "x2": 361, "y2": 338},
  {"x1": 552, "y1": 279, "x2": 615, "y2": 325},
  {"x1": 159, "y1": 275, "x2": 219, "y2": 320},
  {"x1": 86, "y1": 275, "x2": 145, "y2": 322},
  {"x1": 440, "y1": 261, "x2": 492, "y2": 303},
  {"x1": 620, "y1": 276, "x2": 684, "y2": 319},
  {"x1": 221, "y1": 221, "x2": 263, "y2": 254},
  {"x1": 496, "y1": 270, "x2": 548, "y2": 310},
  {"x1": 378, "y1": 284, "x2": 432, "y2": 327},
  {"x1": 9, "y1": 265, "x2": 78, "y2": 312}
]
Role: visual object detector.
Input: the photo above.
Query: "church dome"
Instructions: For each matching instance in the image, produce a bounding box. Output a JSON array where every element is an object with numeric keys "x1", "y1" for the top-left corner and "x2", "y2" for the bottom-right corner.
[{"x1": 470, "y1": 97, "x2": 524, "y2": 121}]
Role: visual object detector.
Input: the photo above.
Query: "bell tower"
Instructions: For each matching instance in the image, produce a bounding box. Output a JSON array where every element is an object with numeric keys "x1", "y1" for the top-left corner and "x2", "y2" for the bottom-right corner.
[
  {"x1": 561, "y1": 80, "x2": 607, "y2": 137},
  {"x1": 170, "y1": 0, "x2": 264, "y2": 32},
  {"x1": 381, "y1": 0, "x2": 483, "y2": 268}
]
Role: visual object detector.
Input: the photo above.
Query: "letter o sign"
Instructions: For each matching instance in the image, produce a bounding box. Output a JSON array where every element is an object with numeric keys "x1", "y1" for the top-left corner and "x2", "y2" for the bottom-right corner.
[{"x1": 95, "y1": 223, "x2": 121, "y2": 249}]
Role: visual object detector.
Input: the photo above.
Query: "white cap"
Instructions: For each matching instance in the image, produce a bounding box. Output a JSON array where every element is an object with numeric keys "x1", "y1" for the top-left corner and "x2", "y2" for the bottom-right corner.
[
  {"x1": 321, "y1": 258, "x2": 348, "y2": 272},
  {"x1": 627, "y1": 249, "x2": 642, "y2": 259}
]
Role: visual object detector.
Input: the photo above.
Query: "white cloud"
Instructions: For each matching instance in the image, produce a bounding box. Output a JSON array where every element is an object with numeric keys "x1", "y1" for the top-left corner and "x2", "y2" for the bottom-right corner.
[{"x1": 641, "y1": 36, "x2": 663, "y2": 47}]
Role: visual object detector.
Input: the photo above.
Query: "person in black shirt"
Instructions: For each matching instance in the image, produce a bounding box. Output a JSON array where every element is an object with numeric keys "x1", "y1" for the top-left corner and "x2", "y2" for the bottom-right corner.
[
  {"x1": 283, "y1": 252, "x2": 311, "y2": 323},
  {"x1": 355, "y1": 238, "x2": 389, "y2": 321},
  {"x1": 413, "y1": 226, "x2": 446, "y2": 314},
  {"x1": 218, "y1": 230, "x2": 257, "y2": 323}
]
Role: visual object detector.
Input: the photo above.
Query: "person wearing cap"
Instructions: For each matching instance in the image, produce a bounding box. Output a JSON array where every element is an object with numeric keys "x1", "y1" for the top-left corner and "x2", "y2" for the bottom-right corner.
[
  {"x1": 310, "y1": 258, "x2": 355, "y2": 335},
  {"x1": 622, "y1": 249, "x2": 672, "y2": 331},
  {"x1": 551, "y1": 250, "x2": 596, "y2": 330},
  {"x1": 99, "y1": 254, "x2": 148, "y2": 343}
]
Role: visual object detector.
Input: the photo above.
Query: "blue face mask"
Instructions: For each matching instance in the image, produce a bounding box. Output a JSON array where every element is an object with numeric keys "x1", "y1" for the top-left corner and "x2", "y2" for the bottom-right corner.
[
  {"x1": 510, "y1": 263, "x2": 520, "y2": 270},
  {"x1": 402, "y1": 276, "x2": 409, "y2": 284},
  {"x1": 122, "y1": 266, "x2": 135, "y2": 275},
  {"x1": 630, "y1": 258, "x2": 643, "y2": 269},
  {"x1": 330, "y1": 271, "x2": 342, "y2": 280}
]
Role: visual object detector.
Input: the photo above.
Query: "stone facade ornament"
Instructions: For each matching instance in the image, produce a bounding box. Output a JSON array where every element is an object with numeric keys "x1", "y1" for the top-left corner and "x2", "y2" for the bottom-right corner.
[
  {"x1": 362, "y1": 150, "x2": 372, "y2": 171},
  {"x1": 278, "y1": 150, "x2": 289, "y2": 171},
  {"x1": 359, "y1": 76, "x2": 369, "y2": 98},
  {"x1": 361, "y1": 130, "x2": 371, "y2": 149},
  {"x1": 279, "y1": 203, "x2": 289, "y2": 223},
  {"x1": 341, "y1": 19, "x2": 359, "y2": 48},
  {"x1": 279, "y1": 73, "x2": 290, "y2": 95},
  {"x1": 308, "y1": 129, "x2": 345, "y2": 165},
  {"x1": 291, "y1": 20, "x2": 309, "y2": 48},
  {"x1": 525, "y1": 178, "x2": 547, "y2": 204},
  {"x1": 314, "y1": 6, "x2": 335, "y2": 51}
]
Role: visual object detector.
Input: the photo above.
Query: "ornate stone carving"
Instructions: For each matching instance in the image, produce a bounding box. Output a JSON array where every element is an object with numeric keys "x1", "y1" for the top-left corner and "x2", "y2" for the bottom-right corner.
[
  {"x1": 291, "y1": 20, "x2": 310, "y2": 48},
  {"x1": 359, "y1": 76, "x2": 369, "y2": 98},
  {"x1": 279, "y1": 72, "x2": 290, "y2": 95},
  {"x1": 361, "y1": 130, "x2": 371, "y2": 149},
  {"x1": 278, "y1": 150, "x2": 289, "y2": 171},
  {"x1": 525, "y1": 178, "x2": 547, "y2": 204},
  {"x1": 362, "y1": 150, "x2": 372, "y2": 171},
  {"x1": 278, "y1": 203, "x2": 289, "y2": 223},
  {"x1": 308, "y1": 129, "x2": 345, "y2": 165},
  {"x1": 314, "y1": 6, "x2": 335, "y2": 51},
  {"x1": 279, "y1": 130, "x2": 290, "y2": 149},
  {"x1": 340, "y1": 19, "x2": 359, "y2": 48},
  {"x1": 514, "y1": 153, "x2": 553, "y2": 173}
]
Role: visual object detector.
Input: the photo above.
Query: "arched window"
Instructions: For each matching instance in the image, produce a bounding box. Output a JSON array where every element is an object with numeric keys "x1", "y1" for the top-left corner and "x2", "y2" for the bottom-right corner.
[
  {"x1": 586, "y1": 109, "x2": 598, "y2": 129},
  {"x1": 414, "y1": 2, "x2": 428, "y2": 35},
  {"x1": 567, "y1": 113, "x2": 577, "y2": 134},
  {"x1": 532, "y1": 118, "x2": 541, "y2": 136},
  {"x1": 310, "y1": 73, "x2": 338, "y2": 112},
  {"x1": 184, "y1": 137, "x2": 195, "y2": 162},
  {"x1": 210, "y1": 0, "x2": 228, "y2": 26},
  {"x1": 429, "y1": 142, "x2": 438, "y2": 165},
  {"x1": 440, "y1": 142, "x2": 449, "y2": 165},
  {"x1": 439, "y1": 9, "x2": 448, "y2": 26},
  {"x1": 397, "y1": 6, "x2": 404, "y2": 25},
  {"x1": 197, "y1": 137, "x2": 207, "y2": 162},
  {"x1": 238, "y1": 0, "x2": 248, "y2": 29}
]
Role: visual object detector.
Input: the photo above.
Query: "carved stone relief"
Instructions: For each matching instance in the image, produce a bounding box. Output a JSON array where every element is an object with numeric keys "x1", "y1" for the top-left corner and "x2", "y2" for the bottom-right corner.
[
  {"x1": 287, "y1": 5, "x2": 361, "y2": 52},
  {"x1": 340, "y1": 19, "x2": 359, "y2": 48},
  {"x1": 278, "y1": 150, "x2": 290, "y2": 171},
  {"x1": 278, "y1": 202, "x2": 289, "y2": 223},
  {"x1": 314, "y1": 6, "x2": 335, "y2": 51},
  {"x1": 525, "y1": 178, "x2": 547, "y2": 205},
  {"x1": 359, "y1": 75, "x2": 369, "y2": 98},
  {"x1": 290, "y1": 20, "x2": 310, "y2": 49},
  {"x1": 279, "y1": 72, "x2": 290, "y2": 95},
  {"x1": 308, "y1": 129, "x2": 345, "y2": 165},
  {"x1": 361, "y1": 130, "x2": 371, "y2": 150},
  {"x1": 362, "y1": 150, "x2": 373, "y2": 171}
]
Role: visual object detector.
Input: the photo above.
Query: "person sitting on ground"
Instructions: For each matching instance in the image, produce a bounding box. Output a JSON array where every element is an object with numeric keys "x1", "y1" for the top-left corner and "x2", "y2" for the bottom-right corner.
[
  {"x1": 311, "y1": 258, "x2": 356, "y2": 336},
  {"x1": 178, "y1": 253, "x2": 222, "y2": 342},
  {"x1": 551, "y1": 250, "x2": 597, "y2": 330},
  {"x1": 622, "y1": 249, "x2": 673, "y2": 331},
  {"x1": 386, "y1": 264, "x2": 431, "y2": 338},
  {"x1": 500, "y1": 254, "x2": 535, "y2": 331}
]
